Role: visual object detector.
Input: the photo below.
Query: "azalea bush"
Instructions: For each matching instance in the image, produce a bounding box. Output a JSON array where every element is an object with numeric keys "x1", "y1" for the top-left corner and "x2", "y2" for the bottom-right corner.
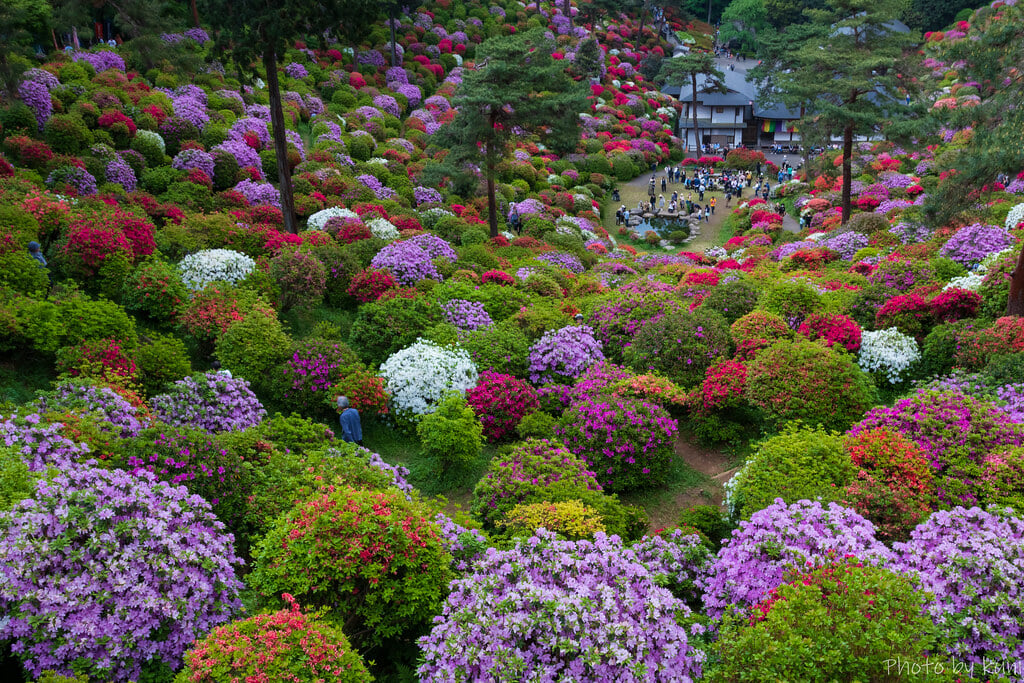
[
  {"x1": 555, "y1": 394, "x2": 677, "y2": 492},
  {"x1": 527, "y1": 324, "x2": 605, "y2": 385},
  {"x1": 465, "y1": 372, "x2": 540, "y2": 442},
  {"x1": 625, "y1": 309, "x2": 733, "y2": 388},
  {"x1": 250, "y1": 485, "x2": 452, "y2": 649},
  {"x1": 858, "y1": 327, "x2": 922, "y2": 385},
  {"x1": 151, "y1": 372, "x2": 266, "y2": 433},
  {"x1": 178, "y1": 248, "x2": 255, "y2": 290},
  {"x1": 417, "y1": 529, "x2": 706, "y2": 682},
  {"x1": 0, "y1": 466, "x2": 243, "y2": 682},
  {"x1": 379, "y1": 338, "x2": 478, "y2": 423},
  {"x1": 796, "y1": 313, "x2": 862, "y2": 353}
]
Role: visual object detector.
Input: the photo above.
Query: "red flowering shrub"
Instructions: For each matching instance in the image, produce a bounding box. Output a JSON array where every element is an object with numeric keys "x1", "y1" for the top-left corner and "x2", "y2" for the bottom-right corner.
[
  {"x1": 750, "y1": 209, "x2": 783, "y2": 224},
  {"x1": 797, "y1": 313, "x2": 862, "y2": 353},
  {"x1": 875, "y1": 293, "x2": 933, "y2": 337},
  {"x1": 97, "y1": 110, "x2": 137, "y2": 138},
  {"x1": 465, "y1": 371, "x2": 540, "y2": 442},
  {"x1": 123, "y1": 257, "x2": 187, "y2": 322},
  {"x1": 955, "y1": 316, "x2": 1024, "y2": 369},
  {"x1": 55, "y1": 337, "x2": 138, "y2": 384},
  {"x1": 481, "y1": 269, "x2": 515, "y2": 286},
  {"x1": 787, "y1": 247, "x2": 839, "y2": 270},
  {"x1": 178, "y1": 285, "x2": 273, "y2": 345},
  {"x1": 682, "y1": 269, "x2": 719, "y2": 287},
  {"x1": 929, "y1": 287, "x2": 981, "y2": 323},
  {"x1": 511, "y1": 236, "x2": 543, "y2": 248},
  {"x1": 327, "y1": 366, "x2": 389, "y2": 417},
  {"x1": 178, "y1": 594, "x2": 372, "y2": 682},
  {"x1": 112, "y1": 208, "x2": 155, "y2": 259},
  {"x1": 336, "y1": 221, "x2": 372, "y2": 244},
  {"x1": 346, "y1": 268, "x2": 398, "y2": 303},
  {"x1": 699, "y1": 360, "x2": 747, "y2": 410},
  {"x1": 59, "y1": 216, "x2": 133, "y2": 278}
]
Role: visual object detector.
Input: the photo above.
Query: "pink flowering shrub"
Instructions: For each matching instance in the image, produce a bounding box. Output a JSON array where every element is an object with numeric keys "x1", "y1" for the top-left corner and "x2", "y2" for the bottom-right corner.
[
  {"x1": 929, "y1": 287, "x2": 981, "y2": 323},
  {"x1": 465, "y1": 371, "x2": 539, "y2": 442},
  {"x1": 796, "y1": 313, "x2": 862, "y2": 352},
  {"x1": 555, "y1": 395, "x2": 678, "y2": 492},
  {"x1": 276, "y1": 339, "x2": 359, "y2": 415},
  {"x1": 875, "y1": 292, "x2": 933, "y2": 337}
]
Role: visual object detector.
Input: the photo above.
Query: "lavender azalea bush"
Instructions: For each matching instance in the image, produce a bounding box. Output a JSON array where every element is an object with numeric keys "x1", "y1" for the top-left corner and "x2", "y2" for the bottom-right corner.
[
  {"x1": 0, "y1": 413, "x2": 91, "y2": 471},
  {"x1": 36, "y1": 381, "x2": 147, "y2": 438},
  {"x1": 894, "y1": 506, "x2": 1024, "y2": 670},
  {"x1": 417, "y1": 529, "x2": 706, "y2": 682},
  {"x1": 528, "y1": 325, "x2": 605, "y2": 384},
  {"x1": 151, "y1": 372, "x2": 266, "y2": 433},
  {"x1": 702, "y1": 499, "x2": 892, "y2": 619},
  {"x1": 371, "y1": 240, "x2": 442, "y2": 284},
  {"x1": 939, "y1": 223, "x2": 1014, "y2": 267},
  {"x1": 0, "y1": 466, "x2": 243, "y2": 681}
]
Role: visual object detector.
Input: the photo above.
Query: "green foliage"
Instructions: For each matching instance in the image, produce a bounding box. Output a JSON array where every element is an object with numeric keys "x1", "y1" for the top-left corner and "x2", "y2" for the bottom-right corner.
[
  {"x1": 249, "y1": 485, "x2": 453, "y2": 649},
  {"x1": 44, "y1": 114, "x2": 93, "y2": 155},
  {"x1": 728, "y1": 424, "x2": 853, "y2": 520},
  {"x1": 459, "y1": 320, "x2": 531, "y2": 376},
  {"x1": 710, "y1": 560, "x2": 951, "y2": 683},
  {"x1": 701, "y1": 279, "x2": 761, "y2": 324},
  {"x1": 625, "y1": 309, "x2": 734, "y2": 388},
  {"x1": 745, "y1": 340, "x2": 876, "y2": 431},
  {"x1": 8, "y1": 296, "x2": 64, "y2": 354},
  {"x1": 134, "y1": 333, "x2": 192, "y2": 397},
  {"x1": 921, "y1": 319, "x2": 976, "y2": 378},
  {"x1": 216, "y1": 312, "x2": 291, "y2": 386},
  {"x1": 348, "y1": 295, "x2": 438, "y2": 366},
  {"x1": 760, "y1": 278, "x2": 824, "y2": 321},
  {"x1": 417, "y1": 393, "x2": 484, "y2": 472},
  {"x1": 0, "y1": 446, "x2": 39, "y2": 513},
  {"x1": 59, "y1": 295, "x2": 137, "y2": 349},
  {"x1": 515, "y1": 411, "x2": 558, "y2": 440},
  {"x1": 0, "y1": 252, "x2": 49, "y2": 297}
]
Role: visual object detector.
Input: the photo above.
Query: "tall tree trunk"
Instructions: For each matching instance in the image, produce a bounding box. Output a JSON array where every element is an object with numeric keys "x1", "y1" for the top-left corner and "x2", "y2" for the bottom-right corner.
[
  {"x1": 1008, "y1": 246, "x2": 1024, "y2": 316},
  {"x1": 389, "y1": 10, "x2": 398, "y2": 67},
  {"x1": 562, "y1": 0, "x2": 572, "y2": 26},
  {"x1": 263, "y1": 48, "x2": 299, "y2": 234},
  {"x1": 190, "y1": 0, "x2": 201, "y2": 28},
  {"x1": 638, "y1": 0, "x2": 648, "y2": 37},
  {"x1": 841, "y1": 122, "x2": 853, "y2": 224},
  {"x1": 691, "y1": 72, "x2": 700, "y2": 154},
  {"x1": 486, "y1": 111, "x2": 498, "y2": 238}
]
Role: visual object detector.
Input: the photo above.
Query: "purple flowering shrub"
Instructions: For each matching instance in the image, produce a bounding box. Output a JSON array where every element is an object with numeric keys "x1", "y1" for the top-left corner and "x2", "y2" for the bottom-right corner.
[
  {"x1": 151, "y1": 372, "x2": 266, "y2": 433},
  {"x1": 556, "y1": 394, "x2": 678, "y2": 491},
  {"x1": 441, "y1": 298, "x2": 493, "y2": 330},
  {"x1": 407, "y1": 233, "x2": 458, "y2": 261},
  {"x1": 275, "y1": 339, "x2": 359, "y2": 415},
  {"x1": 633, "y1": 529, "x2": 714, "y2": 609},
  {"x1": 370, "y1": 240, "x2": 442, "y2": 284},
  {"x1": 0, "y1": 413, "x2": 91, "y2": 471},
  {"x1": 417, "y1": 529, "x2": 706, "y2": 682},
  {"x1": 35, "y1": 381, "x2": 147, "y2": 438},
  {"x1": 850, "y1": 390, "x2": 1024, "y2": 505},
  {"x1": 433, "y1": 511, "x2": 490, "y2": 572},
  {"x1": 893, "y1": 506, "x2": 1024, "y2": 669},
  {"x1": 527, "y1": 325, "x2": 605, "y2": 384},
  {"x1": 586, "y1": 292, "x2": 685, "y2": 363},
  {"x1": 0, "y1": 466, "x2": 243, "y2": 681},
  {"x1": 939, "y1": 223, "x2": 1014, "y2": 267},
  {"x1": 702, "y1": 499, "x2": 892, "y2": 619},
  {"x1": 535, "y1": 251, "x2": 585, "y2": 274}
]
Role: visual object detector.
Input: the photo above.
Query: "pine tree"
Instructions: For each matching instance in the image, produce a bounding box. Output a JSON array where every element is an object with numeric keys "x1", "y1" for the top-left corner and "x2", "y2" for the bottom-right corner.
[{"x1": 658, "y1": 52, "x2": 726, "y2": 153}]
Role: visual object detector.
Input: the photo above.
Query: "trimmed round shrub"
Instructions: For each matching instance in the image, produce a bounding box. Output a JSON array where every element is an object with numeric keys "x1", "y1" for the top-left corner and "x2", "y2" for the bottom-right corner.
[
  {"x1": 703, "y1": 499, "x2": 892, "y2": 620},
  {"x1": 269, "y1": 247, "x2": 327, "y2": 309},
  {"x1": 459, "y1": 320, "x2": 531, "y2": 377},
  {"x1": 0, "y1": 466, "x2": 243, "y2": 682},
  {"x1": 250, "y1": 485, "x2": 453, "y2": 649},
  {"x1": 587, "y1": 291, "x2": 685, "y2": 364},
  {"x1": 465, "y1": 371, "x2": 540, "y2": 442},
  {"x1": 498, "y1": 500, "x2": 606, "y2": 540},
  {"x1": 417, "y1": 529, "x2": 705, "y2": 682},
  {"x1": 893, "y1": 506, "x2": 1024, "y2": 671},
  {"x1": 0, "y1": 252, "x2": 49, "y2": 297},
  {"x1": 176, "y1": 284, "x2": 274, "y2": 347},
  {"x1": 215, "y1": 312, "x2": 291, "y2": 384},
  {"x1": 348, "y1": 296, "x2": 439, "y2": 366},
  {"x1": 417, "y1": 393, "x2": 484, "y2": 471},
  {"x1": 555, "y1": 394, "x2": 677, "y2": 492},
  {"x1": 625, "y1": 309, "x2": 733, "y2": 388},
  {"x1": 122, "y1": 256, "x2": 188, "y2": 323},
  {"x1": 726, "y1": 425, "x2": 853, "y2": 521},
  {"x1": 711, "y1": 559, "x2": 947, "y2": 682},
  {"x1": 135, "y1": 333, "x2": 192, "y2": 397},
  {"x1": 745, "y1": 340, "x2": 876, "y2": 431},
  {"x1": 730, "y1": 310, "x2": 791, "y2": 345},
  {"x1": 151, "y1": 372, "x2": 266, "y2": 433},
  {"x1": 701, "y1": 279, "x2": 760, "y2": 324},
  {"x1": 176, "y1": 595, "x2": 372, "y2": 683},
  {"x1": 379, "y1": 338, "x2": 478, "y2": 421}
]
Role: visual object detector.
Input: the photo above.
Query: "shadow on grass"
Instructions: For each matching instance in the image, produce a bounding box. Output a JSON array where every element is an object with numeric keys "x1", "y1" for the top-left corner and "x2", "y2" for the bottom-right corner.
[{"x1": 0, "y1": 355, "x2": 56, "y2": 407}]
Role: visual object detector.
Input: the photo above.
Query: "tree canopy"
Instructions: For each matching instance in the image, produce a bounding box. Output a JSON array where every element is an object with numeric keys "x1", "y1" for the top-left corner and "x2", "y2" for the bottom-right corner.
[{"x1": 658, "y1": 52, "x2": 726, "y2": 153}]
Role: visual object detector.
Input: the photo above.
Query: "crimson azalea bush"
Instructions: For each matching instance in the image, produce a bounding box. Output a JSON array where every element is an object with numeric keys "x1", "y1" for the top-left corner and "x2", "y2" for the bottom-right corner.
[
  {"x1": 555, "y1": 394, "x2": 677, "y2": 492},
  {"x1": 58, "y1": 214, "x2": 132, "y2": 279},
  {"x1": 0, "y1": 466, "x2": 243, "y2": 682},
  {"x1": 796, "y1": 313, "x2": 862, "y2": 352},
  {"x1": 875, "y1": 292, "x2": 933, "y2": 338},
  {"x1": 346, "y1": 268, "x2": 398, "y2": 302},
  {"x1": 465, "y1": 371, "x2": 540, "y2": 442},
  {"x1": 249, "y1": 485, "x2": 452, "y2": 649},
  {"x1": 745, "y1": 340, "x2": 876, "y2": 432},
  {"x1": 929, "y1": 287, "x2": 981, "y2": 323},
  {"x1": 176, "y1": 594, "x2": 372, "y2": 683},
  {"x1": 417, "y1": 529, "x2": 706, "y2": 682},
  {"x1": 326, "y1": 365, "x2": 390, "y2": 417}
]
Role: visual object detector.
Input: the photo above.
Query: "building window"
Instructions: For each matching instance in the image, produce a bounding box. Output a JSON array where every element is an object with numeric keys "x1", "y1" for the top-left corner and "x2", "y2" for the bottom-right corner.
[{"x1": 715, "y1": 106, "x2": 724, "y2": 113}]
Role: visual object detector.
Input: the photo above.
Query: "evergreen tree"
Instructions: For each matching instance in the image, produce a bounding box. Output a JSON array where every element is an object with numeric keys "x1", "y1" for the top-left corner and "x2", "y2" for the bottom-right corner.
[
  {"x1": 762, "y1": 0, "x2": 919, "y2": 223},
  {"x1": 425, "y1": 30, "x2": 587, "y2": 238},
  {"x1": 199, "y1": 0, "x2": 375, "y2": 233},
  {"x1": 658, "y1": 52, "x2": 726, "y2": 153},
  {"x1": 0, "y1": 0, "x2": 51, "y2": 96}
]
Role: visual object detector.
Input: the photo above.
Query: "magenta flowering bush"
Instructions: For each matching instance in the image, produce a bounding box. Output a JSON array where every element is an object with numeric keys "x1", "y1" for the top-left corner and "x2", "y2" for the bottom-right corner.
[
  {"x1": 465, "y1": 371, "x2": 540, "y2": 442},
  {"x1": 276, "y1": 339, "x2": 358, "y2": 414},
  {"x1": 0, "y1": 413, "x2": 91, "y2": 471},
  {"x1": 370, "y1": 239, "x2": 442, "y2": 284},
  {"x1": 527, "y1": 325, "x2": 605, "y2": 384},
  {"x1": 850, "y1": 390, "x2": 1024, "y2": 504},
  {"x1": 0, "y1": 466, "x2": 243, "y2": 681},
  {"x1": 555, "y1": 394, "x2": 677, "y2": 491},
  {"x1": 702, "y1": 499, "x2": 892, "y2": 620},
  {"x1": 417, "y1": 529, "x2": 706, "y2": 682},
  {"x1": 151, "y1": 372, "x2": 266, "y2": 433},
  {"x1": 893, "y1": 506, "x2": 1024, "y2": 670}
]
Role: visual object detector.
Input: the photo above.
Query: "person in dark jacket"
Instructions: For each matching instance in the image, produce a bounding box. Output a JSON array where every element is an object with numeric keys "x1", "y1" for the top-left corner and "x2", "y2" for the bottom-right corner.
[{"x1": 336, "y1": 396, "x2": 363, "y2": 445}]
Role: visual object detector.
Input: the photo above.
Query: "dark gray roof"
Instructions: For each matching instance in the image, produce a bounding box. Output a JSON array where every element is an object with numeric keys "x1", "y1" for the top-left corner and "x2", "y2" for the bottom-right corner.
[
  {"x1": 660, "y1": 68, "x2": 756, "y2": 105},
  {"x1": 753, "y1": 102, "x2": 801, "y2": 119}
]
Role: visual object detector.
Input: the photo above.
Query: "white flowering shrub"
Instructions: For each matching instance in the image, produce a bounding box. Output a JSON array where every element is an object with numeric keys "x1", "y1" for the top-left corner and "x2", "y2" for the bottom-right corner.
[
  {"x1": 366, "y1": 217, "x2": 400, "y2": 240},
  {"x1": 943, "y1": 271, "x2": 985, "y2": 291},
  {"x1": 379, "y1": 339, "x2": 479, "y2": 421},
  {"x1": 307, "y1": 207, "x2": 358, "y2": 230},
  {"x1": 858, "y1": 328, "x2": 921, "y2": 385},
  {"x1": 178, "y1": 249, "x2": 255, "y2": 290},
  {"x1": 135, "y1": 129, "x2": 165, "y2": 154},
  {"x1": 1005, "y1": 203, "x2": 1024, "y2": 231}
]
